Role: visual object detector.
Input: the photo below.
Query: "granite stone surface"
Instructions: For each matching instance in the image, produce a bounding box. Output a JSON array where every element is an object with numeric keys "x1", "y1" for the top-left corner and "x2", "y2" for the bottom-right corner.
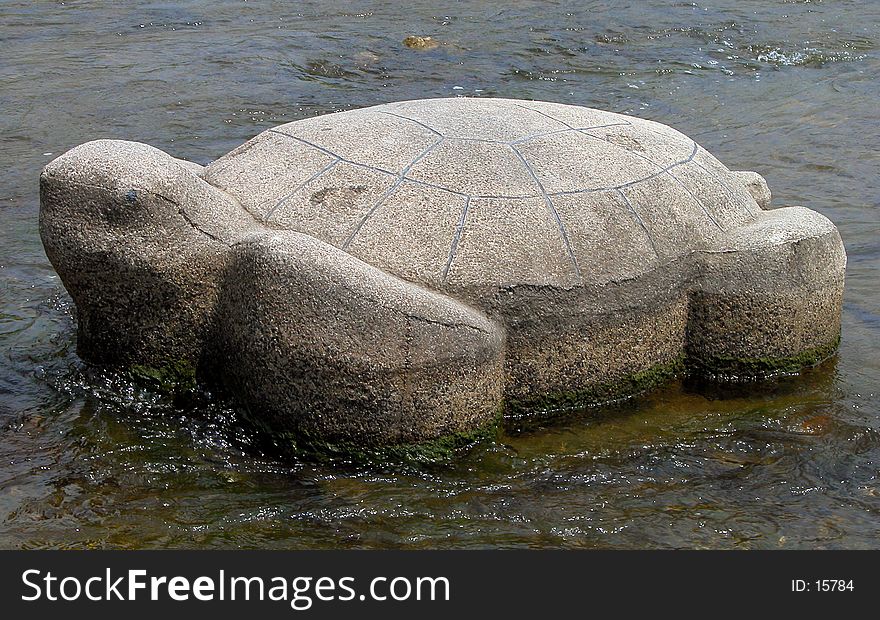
[{"x1": 39, "y1": 98, "x2": 847, "y2": 452}]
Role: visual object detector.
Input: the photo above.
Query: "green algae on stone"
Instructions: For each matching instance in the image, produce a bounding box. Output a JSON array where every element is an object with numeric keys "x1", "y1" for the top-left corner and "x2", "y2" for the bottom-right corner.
[
  {"x1": 249, "y1": 410, "x2": 503, "y2": 465},
  {"x1": 687, "y1": 333, "x2": 841, "y2": 379},
  {"x1": 504, "y1": 355, "x2": 686, "y2": 417},
  {"x1": 129, "y1": 359, "x2": 197, "y2": 393}
]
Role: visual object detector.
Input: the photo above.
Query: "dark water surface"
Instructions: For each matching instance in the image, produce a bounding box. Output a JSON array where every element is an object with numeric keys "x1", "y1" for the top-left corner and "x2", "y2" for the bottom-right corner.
[{"x1": 1, "y1": 1, "x2": 879, "y2": 549}]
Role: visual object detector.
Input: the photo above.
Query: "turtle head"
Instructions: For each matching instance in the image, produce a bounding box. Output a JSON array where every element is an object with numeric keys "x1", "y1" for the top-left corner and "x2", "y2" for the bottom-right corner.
[
  {"x1": 40, "y1": 139, "x2": 212, "y2": 243},
  {"x1": 39, "y1": 139, "x2": 253, "y2": 370}
]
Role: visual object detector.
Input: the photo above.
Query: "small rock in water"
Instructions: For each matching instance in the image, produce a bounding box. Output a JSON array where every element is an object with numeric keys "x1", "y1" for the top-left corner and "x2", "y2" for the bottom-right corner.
[{"x1": 403, "y1": 35, "x2": 439, "y2": 50}]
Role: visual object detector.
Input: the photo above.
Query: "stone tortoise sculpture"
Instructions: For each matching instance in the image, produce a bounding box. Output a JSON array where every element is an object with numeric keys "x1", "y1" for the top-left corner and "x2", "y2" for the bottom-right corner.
[{"x1": 39, "y1": 97, "x2": 846, "y2": 456}]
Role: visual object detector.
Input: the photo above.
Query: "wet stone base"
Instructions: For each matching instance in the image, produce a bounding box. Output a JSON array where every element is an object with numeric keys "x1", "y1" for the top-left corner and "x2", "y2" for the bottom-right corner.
[
  {"x1": 504, "y1": 354, "x2": 687, "y2": 417},
  {"x1": 248, "y1": 408, "x2": 505, "y2": 465},
  {"x1": 685, "y1": 333, "x2": 841, "y2": 381},
  {"x1": 122, "y1": 334, "x2": 841, "y2": 463}
]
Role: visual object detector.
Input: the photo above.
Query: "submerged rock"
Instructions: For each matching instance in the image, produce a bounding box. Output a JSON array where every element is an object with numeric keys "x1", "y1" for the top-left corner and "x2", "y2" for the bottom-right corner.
[
  {"x1": 403, "y1": 35, "x2": 440, "y2": 50},
  {"x1": 39, "y1": 97, "x2": 846, "y2": 455}
]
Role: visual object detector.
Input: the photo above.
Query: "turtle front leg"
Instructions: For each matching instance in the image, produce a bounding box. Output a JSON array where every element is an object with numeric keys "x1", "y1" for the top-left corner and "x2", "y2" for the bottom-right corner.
[
  {"x1": 212, "y1": 230, "x2": 505, "y2": 454},
  {"x1": 687, "y1": 206, "x2": 846, "y2": 377}
]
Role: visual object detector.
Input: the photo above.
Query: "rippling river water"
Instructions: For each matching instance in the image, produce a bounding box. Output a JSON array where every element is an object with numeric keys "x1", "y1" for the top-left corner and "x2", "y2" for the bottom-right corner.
[{"x1": 1, "y1": 1, "x2": 878, "y2": 549}]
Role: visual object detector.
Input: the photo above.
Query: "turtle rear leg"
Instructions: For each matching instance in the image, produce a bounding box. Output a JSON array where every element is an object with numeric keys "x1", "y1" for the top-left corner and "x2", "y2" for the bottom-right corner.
[
  {"x1": 687, "y1": 206, "x2": 846, "y2": 377},
  {"x1": 731, "y1": 170, "x2": 772, "y2": 209}
]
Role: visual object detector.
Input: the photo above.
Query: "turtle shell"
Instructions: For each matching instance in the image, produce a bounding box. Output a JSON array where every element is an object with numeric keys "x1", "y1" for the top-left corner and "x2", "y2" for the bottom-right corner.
[{"x1": 204, "y1": 98, "x2": 760, "y2": 290}]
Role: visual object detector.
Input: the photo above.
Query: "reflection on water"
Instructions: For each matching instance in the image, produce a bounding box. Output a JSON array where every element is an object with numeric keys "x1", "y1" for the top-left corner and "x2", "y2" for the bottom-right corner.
[{"x1": 1, "y1": 1, "x2": 878, "y2": 549}]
